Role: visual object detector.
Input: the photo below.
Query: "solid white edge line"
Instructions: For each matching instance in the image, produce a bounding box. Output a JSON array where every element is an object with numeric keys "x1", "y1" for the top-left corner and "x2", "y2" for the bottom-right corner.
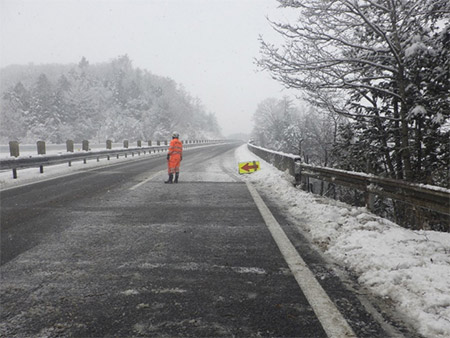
[
  {"x1": 129, "y1": 170, "x2": 165, "y2": 190},
  {"x1": 246, "y1": 181, "x2": 356, "y2": 338}
]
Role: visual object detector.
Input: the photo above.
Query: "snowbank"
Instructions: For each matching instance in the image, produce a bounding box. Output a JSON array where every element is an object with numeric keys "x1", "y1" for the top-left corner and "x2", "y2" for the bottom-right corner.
[{"x1": 235, "y1": 144, "x2": 450, "y2": 338}]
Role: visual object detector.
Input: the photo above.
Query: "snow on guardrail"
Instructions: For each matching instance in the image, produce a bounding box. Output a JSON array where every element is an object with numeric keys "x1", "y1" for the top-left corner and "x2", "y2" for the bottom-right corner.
[{"x1": 247, "y1": 142, "x2": 450, "y2": 217}]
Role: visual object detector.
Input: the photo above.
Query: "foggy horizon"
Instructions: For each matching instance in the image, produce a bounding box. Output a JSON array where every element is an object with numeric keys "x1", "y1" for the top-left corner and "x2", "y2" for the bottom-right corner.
[{"x1": 0, "y1": 0, "x2": 297, "y2": 137}]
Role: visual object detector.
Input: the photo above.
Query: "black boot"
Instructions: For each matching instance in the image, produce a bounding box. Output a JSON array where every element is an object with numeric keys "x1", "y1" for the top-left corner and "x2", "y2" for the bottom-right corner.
[
  {"x1": 165, "y1": 174, "x2": 173, "y2": 184},
  {"x1": 174, "y1": 173, "x2": 179, "y2": 183}
]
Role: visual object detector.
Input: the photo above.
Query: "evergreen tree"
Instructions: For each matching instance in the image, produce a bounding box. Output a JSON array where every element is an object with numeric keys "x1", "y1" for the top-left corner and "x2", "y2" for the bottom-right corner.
[
  {"x1": 52, "y1": 74, "x2": 71, "y2": 143},
  {"x1": 0, "y1": 82, "x2": 29, "y2": 140},
  {"x1": 0, "y1": 56, "x2": 222, "y2": 143},
  {"x1": 27, "y1": 74, "x2": 59, "y2": 141}
]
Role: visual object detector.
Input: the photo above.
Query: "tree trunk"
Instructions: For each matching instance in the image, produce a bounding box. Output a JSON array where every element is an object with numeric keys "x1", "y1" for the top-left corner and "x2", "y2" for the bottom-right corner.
[
  {"x1": 393, "y1": 99, "x2": 403, "y2": 179},
  {"x1": 400, "y1": 105, "x2": 413, "y2": 181},
  {"x1": 415, "y1": 117, "x2": 423, "y2": 182},
  {"x1": 390, "y1": 4, "x2": 413, "y2": 181},
  {"x1": 374, "y1": 110, "x2": 396, "y2": 178}
]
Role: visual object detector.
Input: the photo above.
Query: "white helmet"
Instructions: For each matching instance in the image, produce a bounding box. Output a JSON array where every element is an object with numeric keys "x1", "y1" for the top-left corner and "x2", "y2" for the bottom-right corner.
[{"x1": 172, "y1": 132, "x2": 179, "y2": 138}]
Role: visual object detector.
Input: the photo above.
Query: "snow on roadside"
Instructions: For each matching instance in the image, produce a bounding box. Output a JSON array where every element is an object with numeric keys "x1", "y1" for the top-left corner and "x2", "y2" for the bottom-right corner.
[
  {"x1": 0, "y1": 144, "x2": 218, "y2": 190},
  {"x1": 235, "y1": 144, "x2": 450, "y2": 338},
  {"x1": 0, "y1": 151, "x2": 162, "y2": 190}
]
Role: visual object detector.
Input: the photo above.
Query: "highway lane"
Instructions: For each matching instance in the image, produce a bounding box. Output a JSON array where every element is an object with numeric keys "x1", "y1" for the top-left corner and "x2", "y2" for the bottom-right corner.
[
  {"x1": 0, "y1": 143, "x2": 405, "y2": 337},
  {"x1": 1, "y1": 143, "x2": 236, "y2": 265}
]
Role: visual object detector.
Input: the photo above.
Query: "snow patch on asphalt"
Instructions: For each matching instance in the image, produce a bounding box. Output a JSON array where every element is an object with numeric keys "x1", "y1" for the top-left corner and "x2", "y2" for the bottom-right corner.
[
  {"x1": 151, "y1": 288, "x2": 187, "y2": 294},
  {"x1": 231, "y1": 267, "x2": 266, "y2": 275},
  {"x1": 120, "y1": 261, "x2": 268, "y2": 275}
]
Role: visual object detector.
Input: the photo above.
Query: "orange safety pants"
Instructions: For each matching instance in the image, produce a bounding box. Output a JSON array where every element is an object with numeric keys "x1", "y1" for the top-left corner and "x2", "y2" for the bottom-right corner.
[{"x1": 168, "y1": 154, "x2": 181, "y2": 174}]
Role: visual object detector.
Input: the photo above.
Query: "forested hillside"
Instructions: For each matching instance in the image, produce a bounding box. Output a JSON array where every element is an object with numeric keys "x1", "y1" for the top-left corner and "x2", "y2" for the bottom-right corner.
[{"x1": 0, "y1": 55, "x2": 221, "y2": 143}]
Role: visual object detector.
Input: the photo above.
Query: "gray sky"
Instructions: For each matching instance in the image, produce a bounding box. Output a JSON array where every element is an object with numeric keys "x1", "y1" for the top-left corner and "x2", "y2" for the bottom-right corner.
[{"x1": 0, "y1": 0, "x2": 297, "y2": 136}]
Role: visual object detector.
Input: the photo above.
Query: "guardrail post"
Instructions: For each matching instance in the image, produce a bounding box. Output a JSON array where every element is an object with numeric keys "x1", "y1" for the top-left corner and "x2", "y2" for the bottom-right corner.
[
  {"x1": 66, "y1": 140, "x2": 74, "y2": 152},
  {"x1": 365, "y1": 160, "x2": 376, "y2": 212},
  {"x1": 164, "y1": 140, "x2": 168, "y2": 146},
  {"x1": 294, "y1": 159, "x2": 304, "y2": 189},
  {"x1": 157, "y1": 141, "x2": 161, "y2": 146},
  {"x1": 364, "y1": 183, "x2": 375, "y2": 211},
  {"x1": 106, "y1": 140, "x2": 112, "y2": 149},
  {"x1": 37, "y1": 141, "x2": 45, "y2": 173},
  {"x1": 124, "y1": 140, "x2": 129, "y2": 148},
  {"x1": 68, "y1": 139, "x2": 73, "y2": 165},
  {"x1": 137, "y1": 140, "x2": 141, "y2": 147},
  {"x1": 82, "y1": 140, "x2": 89, "y2": 151},
  {"x1": 37, "y1": 141, "x2": 46, "y2": 155},
  {"x1": 365, "y1": 187, "x2": 375, "y2": 212},
  {"x1": 9, "y1": 141, "x2": 19, "y2": 157},
  {"x1": 148, "y1": 140, "x2": 152, "y2": 146}
]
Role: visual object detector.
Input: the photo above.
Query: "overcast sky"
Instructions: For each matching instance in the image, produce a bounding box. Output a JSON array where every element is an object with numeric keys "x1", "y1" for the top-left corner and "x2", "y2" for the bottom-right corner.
[{"x1": 0, "y1": 0, "x2": 298, "y2": 136}]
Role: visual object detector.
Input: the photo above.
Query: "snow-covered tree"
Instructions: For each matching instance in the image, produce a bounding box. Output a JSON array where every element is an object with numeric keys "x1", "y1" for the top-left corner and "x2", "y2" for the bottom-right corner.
[
  {"x1": 0, "y1": 56, "x2": 222, "y2": 144},
  {"x1": 258, "y1": 0, "x2": 450, "y2": 185},
  {"x1": 252, "y1": 97, "x2": 290, "y2": 150},
  {"x1": 0, "y1": 82, "x2": 29, "y2": 140},
  {"x1": 27, "y1": 73, "x2": 60, "y2": 142},
  {"x1": 252, "y1": 97, "x2": 338, "y2": 166}
]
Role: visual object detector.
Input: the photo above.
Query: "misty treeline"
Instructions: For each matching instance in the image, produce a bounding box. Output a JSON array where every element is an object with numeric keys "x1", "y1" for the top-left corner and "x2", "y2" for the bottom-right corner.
[
  {"x1": 252, "y1": 0, "x2": 449, "y2": 230},
  {"x1": 0, "y1": 55, "x2": 221, "y2": 144},
  {"x1": 252, "y1": 97, "x2": 340, "y2": 166}
]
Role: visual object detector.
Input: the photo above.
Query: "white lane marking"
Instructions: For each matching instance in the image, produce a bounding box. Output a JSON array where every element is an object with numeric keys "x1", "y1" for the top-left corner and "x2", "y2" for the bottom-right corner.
[
  {"x1": 129, "y1": 170, "x2": 165, "y2": 190},
  {"x1": 246, "y1": 182, "x2": 356, "y2": 338}
]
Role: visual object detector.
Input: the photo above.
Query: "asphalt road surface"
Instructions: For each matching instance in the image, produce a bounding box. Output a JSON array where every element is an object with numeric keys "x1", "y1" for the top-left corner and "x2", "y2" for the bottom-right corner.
[{"x1": 1, "y1": 143, "x2": 416, "y2": 337}]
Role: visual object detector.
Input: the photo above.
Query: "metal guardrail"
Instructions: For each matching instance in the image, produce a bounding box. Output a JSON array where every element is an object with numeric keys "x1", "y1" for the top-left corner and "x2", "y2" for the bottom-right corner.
[
  {"x1": 0, "y1": 141, "x2": 221, "y2": 179},
  {"x1": 248, "y1": 143, "x2": 450, "y2": 216}
]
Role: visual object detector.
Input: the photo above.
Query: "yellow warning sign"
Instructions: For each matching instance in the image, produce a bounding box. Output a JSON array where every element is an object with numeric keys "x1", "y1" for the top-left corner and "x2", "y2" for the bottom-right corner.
[{"x1": 239, "y1": 161, "x2": 260, "y2": 174}]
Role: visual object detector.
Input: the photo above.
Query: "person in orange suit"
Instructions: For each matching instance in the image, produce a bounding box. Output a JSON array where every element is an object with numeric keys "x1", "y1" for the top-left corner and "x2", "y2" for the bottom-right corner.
[{"x1": 165, "y1": 132, "x2": 183, "y2": 183}]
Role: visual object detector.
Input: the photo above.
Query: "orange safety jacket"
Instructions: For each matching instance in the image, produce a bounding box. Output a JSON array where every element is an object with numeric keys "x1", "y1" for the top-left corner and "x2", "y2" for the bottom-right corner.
[{"x1": 167, "y1": 138, "x2": 183, "y2": 174}]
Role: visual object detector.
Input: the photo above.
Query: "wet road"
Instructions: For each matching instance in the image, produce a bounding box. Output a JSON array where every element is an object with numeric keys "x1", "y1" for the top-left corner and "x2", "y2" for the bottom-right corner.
[{"x1": 0, "y1": 143, "x2": 411, "y2": 337}]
